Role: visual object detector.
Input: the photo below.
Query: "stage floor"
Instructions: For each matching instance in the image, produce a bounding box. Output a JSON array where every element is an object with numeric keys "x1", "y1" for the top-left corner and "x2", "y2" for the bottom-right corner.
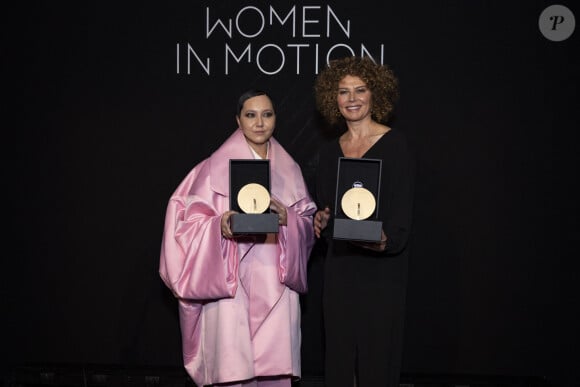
[{"x1": 3, "y1": 364, "x2": 553, "y2": 387}]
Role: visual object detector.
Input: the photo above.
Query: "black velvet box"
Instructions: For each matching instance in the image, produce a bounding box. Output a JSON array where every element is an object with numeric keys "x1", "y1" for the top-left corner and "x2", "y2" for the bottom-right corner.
[
  {"x1": 229, "y1": 159, "x2": 278, "y2": 234},
  {"x1": 333, "y1": 157, "x2": 383, "y2": 242}
]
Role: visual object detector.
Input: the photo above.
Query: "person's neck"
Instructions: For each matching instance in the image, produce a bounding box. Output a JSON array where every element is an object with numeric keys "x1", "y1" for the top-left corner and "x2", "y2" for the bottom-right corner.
[
  {"x1": 345, "y1": 119, "x2": 381, "y2": 140},
  {"x1": 249, "y1": 142, "x2": 268, "y2": 159}
]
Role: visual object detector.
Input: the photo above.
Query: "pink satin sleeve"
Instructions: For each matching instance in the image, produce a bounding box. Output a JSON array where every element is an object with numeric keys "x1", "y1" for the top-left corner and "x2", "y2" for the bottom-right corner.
[
  {"x1": 159, "y1": 194, "x2": 238, "y2": 300},
  {"x1": 277, "y1": 196, "x2": 316, "y2": 294}
]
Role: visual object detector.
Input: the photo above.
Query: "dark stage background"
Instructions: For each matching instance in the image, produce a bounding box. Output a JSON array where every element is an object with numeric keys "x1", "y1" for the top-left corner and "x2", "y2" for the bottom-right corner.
[{"x1": 3, "y1": 1, "x2": 579, "y2": 386}]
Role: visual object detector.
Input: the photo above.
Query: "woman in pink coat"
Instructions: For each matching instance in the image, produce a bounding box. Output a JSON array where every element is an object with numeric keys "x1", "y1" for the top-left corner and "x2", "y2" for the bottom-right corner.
[{"x1": 159, "y1": 90, "x2": 316, "y2": 386}]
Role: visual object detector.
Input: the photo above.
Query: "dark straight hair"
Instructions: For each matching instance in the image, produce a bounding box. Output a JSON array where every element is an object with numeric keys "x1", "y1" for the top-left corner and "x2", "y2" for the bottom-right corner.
[{"x1": 236, "y1": 89, "x2": 275, "y2": 116}]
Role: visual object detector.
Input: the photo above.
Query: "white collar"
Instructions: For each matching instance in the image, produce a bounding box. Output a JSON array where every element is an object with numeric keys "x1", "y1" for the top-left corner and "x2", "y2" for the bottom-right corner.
[{"x1": 248, "y1": 141, "x2": 269, "y2": 159}]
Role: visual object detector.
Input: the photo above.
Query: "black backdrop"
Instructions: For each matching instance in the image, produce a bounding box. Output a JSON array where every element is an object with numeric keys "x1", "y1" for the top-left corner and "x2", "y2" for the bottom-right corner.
[{"x1": 3, "y1": 1, "x2": 579, "y2": 386}]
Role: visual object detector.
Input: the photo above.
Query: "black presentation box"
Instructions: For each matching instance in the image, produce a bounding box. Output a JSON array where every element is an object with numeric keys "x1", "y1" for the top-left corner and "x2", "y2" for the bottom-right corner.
[
  {"x1": 333, "y1": 157, "x2": 383, "y2": 242},
  {"x1": 229, "y1": 159, "x2": 278, "y2": 234}
]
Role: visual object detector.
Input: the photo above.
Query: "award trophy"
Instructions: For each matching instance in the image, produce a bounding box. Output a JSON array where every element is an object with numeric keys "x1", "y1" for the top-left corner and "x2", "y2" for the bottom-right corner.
[
  {"x1": 333, "y1": 157, "x2": 383, "y2": 242},
  {"x1": 229, "y1": 159, "x2": 279, "y2": 234}
]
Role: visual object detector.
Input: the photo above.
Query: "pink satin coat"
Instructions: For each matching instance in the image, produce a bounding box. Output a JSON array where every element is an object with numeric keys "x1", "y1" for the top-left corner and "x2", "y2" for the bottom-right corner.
[{"x1": 159, "y1": 129, "x2": 316, "y2": 386}]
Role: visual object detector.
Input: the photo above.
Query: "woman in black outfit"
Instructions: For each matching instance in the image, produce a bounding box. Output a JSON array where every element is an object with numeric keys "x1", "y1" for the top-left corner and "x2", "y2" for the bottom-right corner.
[{"x1": 313, "y1": 56, "x2": 415, "y2": 387}]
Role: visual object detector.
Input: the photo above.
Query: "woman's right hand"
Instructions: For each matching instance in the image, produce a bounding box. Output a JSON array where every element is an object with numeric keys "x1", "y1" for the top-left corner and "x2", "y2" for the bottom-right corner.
[
  {"x1": 220, "y1": 210, "x2": 237, "y2": 239},
  {"x1": 314, "y1": 207, "x2": 331, "y2": 238}
]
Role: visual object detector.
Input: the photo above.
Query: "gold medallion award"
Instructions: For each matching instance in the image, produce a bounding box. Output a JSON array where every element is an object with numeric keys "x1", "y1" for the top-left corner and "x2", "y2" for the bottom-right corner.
[
  {"x1": 237, "y1": 183, "x2": 270, "y2": 214},
  {"x1": 340, "y1": 181, "x2": 376, "y2": 220}
]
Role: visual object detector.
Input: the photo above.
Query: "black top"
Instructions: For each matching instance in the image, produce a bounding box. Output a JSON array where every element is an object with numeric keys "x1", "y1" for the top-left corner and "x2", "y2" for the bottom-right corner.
[{"x1": 316, "y1": 129, "x2": 415, "y2": 257}]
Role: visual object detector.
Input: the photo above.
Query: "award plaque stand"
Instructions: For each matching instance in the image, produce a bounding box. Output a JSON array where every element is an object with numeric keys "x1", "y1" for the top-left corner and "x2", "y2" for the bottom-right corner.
[
  {"x1": 333, "y1": 157, "x2": 383, "y2": 242},
  {"x1": 229, "y1": 159, "x2": 278, "y2": 234}
]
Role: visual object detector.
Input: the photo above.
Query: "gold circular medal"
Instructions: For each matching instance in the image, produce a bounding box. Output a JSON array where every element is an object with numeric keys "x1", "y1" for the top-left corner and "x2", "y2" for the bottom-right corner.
[
  {"x1": 341, "y1": 187, "x2": 376, "y2": 220},
  {"x1": 237, "y1": 183, "x2": 270, "y2": 214}
]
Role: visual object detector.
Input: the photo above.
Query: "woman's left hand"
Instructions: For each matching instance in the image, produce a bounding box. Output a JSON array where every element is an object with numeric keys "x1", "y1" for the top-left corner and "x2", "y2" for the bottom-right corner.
[
  {"x1": 351, "y1": 230, "x2": 388, "y2": 252},
  {"x1": 270, "y1": 197, "x2": 288, "y2": 226}
]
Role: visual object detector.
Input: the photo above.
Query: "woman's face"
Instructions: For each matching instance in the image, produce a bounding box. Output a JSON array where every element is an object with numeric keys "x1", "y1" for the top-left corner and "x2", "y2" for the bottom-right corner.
[
  {"x1": 236, "y1": 95, "x2": 276, "y2": 148},
  {"x1": 337, "y1": 75, "x2": 372, "y2": 122}
]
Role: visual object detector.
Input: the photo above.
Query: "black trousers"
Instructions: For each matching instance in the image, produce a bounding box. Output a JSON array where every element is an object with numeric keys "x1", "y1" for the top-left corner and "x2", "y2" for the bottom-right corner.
[{"x1": 322, "y1": 252, "x2": 407, "y2": 387}]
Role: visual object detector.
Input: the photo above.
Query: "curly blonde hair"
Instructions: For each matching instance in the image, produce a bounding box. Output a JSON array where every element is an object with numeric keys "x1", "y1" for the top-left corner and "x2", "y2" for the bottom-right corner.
[{"x1": 314, "y1": 56, "x2": 399, "y2": 126}]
